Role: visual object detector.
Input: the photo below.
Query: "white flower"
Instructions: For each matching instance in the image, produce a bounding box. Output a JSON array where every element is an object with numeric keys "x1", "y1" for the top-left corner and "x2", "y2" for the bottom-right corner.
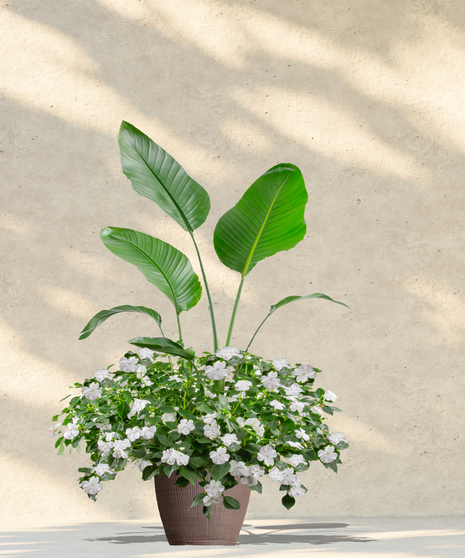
[
  {"x1": 288, "y1": 485, "x2": 304, "y2": 498},
  {"x1": 177, "y1": 419, "x2": 195, "y2": 435},
  {"x1": 287, "y1": 441, "x2": 303, "y2": 449},
  {"x1": 161, "y1": 448, "x2": 189, "y2": 466},
  {"x1": 125, "y1": 426, "x2": 142, "y2": 442},
  {"x1": 134, "y1": 459, "x2": 151, "y2": 471},
  {"x1": 284, "y1": 383, "x2": 303, "y2": 398},
  {"x1": 127, "y1": 399, "x2": 150, "y2": 418},
  {"x1": 168, "y1": 374, "x2": 183, "y2": 383},
  {"x1": 235, "y1": 380, "x2": 252, "y2": 392},
  {"x1": 82, "y1": 382, "x2": 102, "y2": 401},
  {"x1": 203, "y1": 493, "x2": 222, "y2": 506},
  {"x1": 261, "y1": 372, "x2": 281, "y2": 390},
  {"x1": 141, "y1": 425, "x2": 157, "y2": 439},
  {"x1": 270, "y1": 399, "x2": 285, "y2": 410},
  {"x1": 290, "y1": 400, "x2": 306, "y2": 413},
  {"x1": 138, "y1": 347, "x2": 154, "y2": 361},
  {"x1": 119, "y1": 356, "x2": 139, "y2": 372},
  {"x1": 112, "y1": 439, "x2": 131, "y2": 459},
  {"x1": 324, "y1": 391, "x2": 337, "y2": 402},
  {"x1": 205, "y1": 390, "x2": 216, "y2": 398},
  {"x1": 281, "y1": 468, "x2": 299, "y2": 486},
  {"x1": 328, "y1": 432, "x2": 347, "y2": 445},
  {"x1": 268, "y1": 467, "x2": 284, "y2": 482},
  {"x1": 257, "y1": 445, "x2": 278, "y2": 466},
  {"x1": 310, "y1": 405, "x2": 323, "y2": 416},
  {"x1": 81, "y1": 477, "x2": 102, "y2": 495},
  {"x1": 318, "y1": 445, "x2": 338, "y2": 463},
  {"x1": 220, "y1": 433, "x2": 238, "y2": 447},
  {"x1": 241, "y1": 464, "x2": 265, "y2": 486},
  {"x1": 236, "y1": 417, "x2": 246, "y2": 427},
  {"x1": 295, "y1": 428, "x2": 310, "y2": 441},
  {"x1": 287, "y1": 454, "x2": 306, "y2": 467},
  {"x1": 210, "y1": 447, "x2": 230, "y2": 465},
  {"x1": 230, "y1": 460, "x2": 249, "y2": 476},
  {"x1": 205, "y1": 479, "x2": 225, "y2": 497},
  {"x1": 272, "y1": 358, "x2": 289, "y2": 371},
  {"x1": 227, "y1": 394, "x2": 239, "y2": 402},
  {"x1": 201, "y1": 413, "x2": 218, "y2": 425},
  {"x1": 135, "y1": 365, "x2": 147, "y2": 375},
  {"x1": 97, "y1": 438, "x2": 114, "y2": 456},
  {"x1": 241, "y1": 475, "x2": 258, "y2": 486},
  {"x1": 49, "y1": 423, "x2": 61, "y2": 437},
  {"x1": 92, "y1": 463, "x2": 113, "y2": 476},
  {"x1": 204, "y1": 361, "x2": 229, "y2": 380},
  {"x1": 94, "y1": 369, "x2": 113, "y2": 382},
  {"x1": 293, "y1": 364, "x2": 315, "y2": 383},
  {"x1": 63, "y1": 421, "x2": 79, "y2": 440},
  {"x1": 216, "y1": 347, "x2": 241, "y2": 360},
  {"x1": 161, "y1": 413, "x2": 176, "y2": 424}
]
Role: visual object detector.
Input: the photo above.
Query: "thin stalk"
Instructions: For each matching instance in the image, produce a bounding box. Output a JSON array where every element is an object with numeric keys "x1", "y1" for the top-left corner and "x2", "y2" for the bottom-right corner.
[
  {"x1": 225, "y1": 277, "x2": 245, "y2": 347},
  {"x1": 190, "y1": 232, "x2": 219, "y2": 351},
  {"x1": 245, "y1": 312, "x2": 271, "y2": 352},
  {"x1": 176, "y1": 313, "x2": 183, "y2": 343}
]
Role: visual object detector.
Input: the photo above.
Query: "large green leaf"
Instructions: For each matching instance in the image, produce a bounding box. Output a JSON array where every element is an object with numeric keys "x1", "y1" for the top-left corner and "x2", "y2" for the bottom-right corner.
[
  {"x1": 213, "y1": 164, "x2": 307, "y2": 277},
  {"x1": 101, "y1": 227, "x2": 201, "y2": 313},
  {"x1": 128, "y1": 336, "x2": 196, "y2": 361},
  {"x1": 79, "y1": 305, "x2": 163, "y2": 340},
  {"x1": 119, "y1": 121, "x2": 210, "y2": 231},
  {"x1": 246, "y1": 293, "x2": 349, "y2": 350}
]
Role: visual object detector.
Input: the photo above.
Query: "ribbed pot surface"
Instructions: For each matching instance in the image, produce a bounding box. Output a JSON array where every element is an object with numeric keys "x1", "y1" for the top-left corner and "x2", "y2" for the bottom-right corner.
[{"x1": 154, "y1": 474, "x2": 250, "y2": 545}]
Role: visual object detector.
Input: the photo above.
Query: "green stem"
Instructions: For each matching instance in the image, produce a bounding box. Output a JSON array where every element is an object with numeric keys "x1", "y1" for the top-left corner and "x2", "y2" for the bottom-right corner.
[
  {"x1": 245, "y1": 312, "x2": 271, "y2": 352},
  {"x1": 190, "y1": 233, "x2": 219, "y2": 352},
  {"x1": 226, "y1": 277, "x2": 245, "y2": 347},
  {"x1": 176, "y1": 313, "x2": 183, "y2": 343}
]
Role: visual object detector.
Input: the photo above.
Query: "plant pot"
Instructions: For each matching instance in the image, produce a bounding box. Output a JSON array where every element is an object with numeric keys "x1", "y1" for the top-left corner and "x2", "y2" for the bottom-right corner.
[{"x1": 154, "y1": 474, "x2": 251, "y2": 545}]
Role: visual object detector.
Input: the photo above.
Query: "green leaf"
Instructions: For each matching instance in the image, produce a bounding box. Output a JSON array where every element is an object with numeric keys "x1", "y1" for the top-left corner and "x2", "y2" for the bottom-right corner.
[
  {"x1": 303, "y1": 448, "x2": 318, "y2": 461},
  {"x1": 156, "y1": 434, "x2": 171, "y2": 446},
  {"x1": 282, "y1": 494, "x2": 295, "y2": 510},
  {"x1": 180, "y1": 466, "x2": 198, "y2": 486},
  {"x1": 175, "y1": 476, "x2": 190, "y2": 487},
  {"x1": 210, "y1": 462, "x2": 231, "y2": 481},
  {"x1": 119, "y1": 121, "x2": 210, "y2": 232},
  {"x1": 270, "y1": 292, "x2": 349, "y2": 313},
  {"x1": 196, "y1": 403, "x2": 214, "y2": 414},
  {"x1": 189, "y1": 456, "x2": 208, "y2": 468},
  {"x1": 79, "y1": 305, "x2": 163, "y2": 340},
  {"x1": 214, "y1": 163, "x2": 307, "y2": 278},
  {"x1": 101, "y1": 227, "x2": 201, "y2": 313},
  {"x1": 223, "y1": 496, "x2": 240, "y2": 510},
  {"x1": 116, "y1": 401, "x2": 130, "y2": 420},
  {"x1": 324, "y1": 461, "x2": 338, "y2": 473},
  {"x1": 142, "y1": 466, "x2": 158, "y2": 481},
  {"x1": 163, "y1": 464, "x2": 179, "y2": 477},
  {"x1": 202, "y1": 505, "x2": 212, "y2": 520},
  {"x1": 249, "y1": 481, "x2": 262, "y2": 494},
  {"x1": 218, "y1": 395, "x2": 230, "y2": 410},
  {"x1": 129, "y1": 337, "x2": 196, "y2": 361},
  {"x1": 190, "y1": 493, "x2": 206, "y2": 508},
  {"x1": 244, "y1": 443, "x2": 261, "y2": 454}
]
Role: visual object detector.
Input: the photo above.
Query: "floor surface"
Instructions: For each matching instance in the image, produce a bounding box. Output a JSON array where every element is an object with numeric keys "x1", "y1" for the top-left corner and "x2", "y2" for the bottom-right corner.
[{"x1": 1, "y1": 517, "x2": 464, "y2": 558}]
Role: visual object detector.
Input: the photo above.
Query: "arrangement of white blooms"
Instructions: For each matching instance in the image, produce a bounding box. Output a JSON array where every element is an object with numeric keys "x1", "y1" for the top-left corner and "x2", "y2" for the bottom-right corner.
[
  {"x1": 51, "y1": 122, "x2": 350, "y2": 520},
  {"x1": 51, "y1": 346, "x2": 348, "y2": 518}
]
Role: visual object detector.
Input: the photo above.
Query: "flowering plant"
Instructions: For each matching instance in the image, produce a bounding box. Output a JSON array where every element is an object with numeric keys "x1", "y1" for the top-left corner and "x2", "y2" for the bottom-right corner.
[{"x1": 51, "y1": 122, "x2": 349, "y2": 518}]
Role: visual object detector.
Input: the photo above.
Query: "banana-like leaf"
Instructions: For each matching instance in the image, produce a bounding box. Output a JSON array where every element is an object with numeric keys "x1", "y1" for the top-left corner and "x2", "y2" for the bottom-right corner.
[
  {"x1": 213, "y1": 164, "x2": 307, "y2": 277},
  {"x1": 246, "y1": 293, "x2": 349, "y2": 350},
  {"x1": 79, "y1": 305, "x2": 163, "y2": 340},
  {"x1": 128, "y1": 336, "x2": 196, "y2": 361},
  {"x1": 101, "y1": 227, "x2": 202, "y2": 313},
  {"x1": 119, "y1": 121, "x2": 210, "y2": 232}
]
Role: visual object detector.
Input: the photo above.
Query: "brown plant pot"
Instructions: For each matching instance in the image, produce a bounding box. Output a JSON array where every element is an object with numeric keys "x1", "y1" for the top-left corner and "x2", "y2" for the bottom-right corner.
[{"x1": 154, "y1": 474, "x2": 251, "y2": 545}]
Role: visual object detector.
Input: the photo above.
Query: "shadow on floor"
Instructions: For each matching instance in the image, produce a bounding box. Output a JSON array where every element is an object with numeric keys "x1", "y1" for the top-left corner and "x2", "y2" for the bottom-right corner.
[{"x1": 85, "y1": 522, "x2": 377, "y2": 546}]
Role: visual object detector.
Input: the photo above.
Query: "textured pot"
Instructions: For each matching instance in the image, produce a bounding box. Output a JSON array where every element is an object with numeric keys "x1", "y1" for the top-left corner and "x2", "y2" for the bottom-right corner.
[{"x1": 154, "y1": 474, "x2": 251, "y2": 545}]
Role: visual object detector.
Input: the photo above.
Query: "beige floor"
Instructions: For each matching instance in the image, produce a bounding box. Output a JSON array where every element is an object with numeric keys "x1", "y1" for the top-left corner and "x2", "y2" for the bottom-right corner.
[{"x1": 1, "y1": 517, "x2": 464, "y2": 558}]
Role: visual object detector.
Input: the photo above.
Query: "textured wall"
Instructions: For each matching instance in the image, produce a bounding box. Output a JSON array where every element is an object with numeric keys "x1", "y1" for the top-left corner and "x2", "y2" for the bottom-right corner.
[{"x1": 1, "y1": 0, "x2": 464, "y2": 521}]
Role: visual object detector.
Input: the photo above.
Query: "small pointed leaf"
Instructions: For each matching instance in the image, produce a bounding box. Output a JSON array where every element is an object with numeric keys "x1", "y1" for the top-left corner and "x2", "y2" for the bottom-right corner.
[{"x1": 128, "y1": 337, "x2": 195, "y2": 361}]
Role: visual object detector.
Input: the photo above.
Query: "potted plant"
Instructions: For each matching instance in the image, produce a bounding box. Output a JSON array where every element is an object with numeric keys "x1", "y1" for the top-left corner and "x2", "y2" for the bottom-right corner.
[{"x1": 50, "y1": 121, "x2": 349, "y2": 545}]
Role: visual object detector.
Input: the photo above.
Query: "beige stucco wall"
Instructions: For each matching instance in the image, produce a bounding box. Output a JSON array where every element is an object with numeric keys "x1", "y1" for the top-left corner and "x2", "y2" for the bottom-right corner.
[{"x1": 1, "y1": 0, "x2": 464, "y2": 521}]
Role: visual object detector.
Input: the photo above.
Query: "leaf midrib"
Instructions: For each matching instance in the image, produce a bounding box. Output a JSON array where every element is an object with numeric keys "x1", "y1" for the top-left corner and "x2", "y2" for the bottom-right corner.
[
  {"x1": 241, "y1": 173, "x2": 291, "y2": 277},
  {"x1": 110, "y1": 231, "x2": 182, "y2": 313}
]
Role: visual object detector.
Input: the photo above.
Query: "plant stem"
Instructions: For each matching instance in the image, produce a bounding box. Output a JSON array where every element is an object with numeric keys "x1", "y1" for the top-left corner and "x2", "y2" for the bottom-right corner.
[
  {"x1": 176, "y1": 313, "x2": 183, "y2": 343},
  {"x1": 225, "y1": 277, "x2": 245, "y2": 347},
  {"x1": 190, "y1": 233, "x2": 219, "y2": 351},
  {"x1": 245, "y1": 312, "x2": 271, "y2": 352}
]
